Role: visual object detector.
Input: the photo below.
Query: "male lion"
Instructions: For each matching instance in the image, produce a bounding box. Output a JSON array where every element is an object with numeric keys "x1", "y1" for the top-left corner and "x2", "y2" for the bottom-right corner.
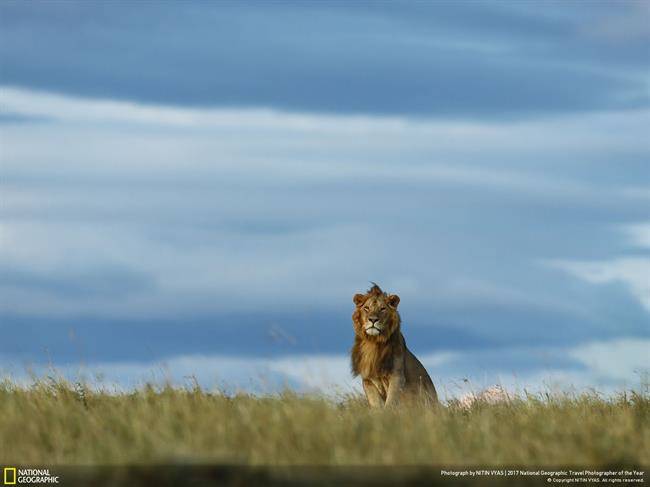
[{"x1": 351, "y1": 284, "x2": 438, "y2": 407}]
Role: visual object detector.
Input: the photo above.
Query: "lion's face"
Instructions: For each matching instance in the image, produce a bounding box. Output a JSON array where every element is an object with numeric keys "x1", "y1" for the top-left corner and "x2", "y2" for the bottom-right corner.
[{"x1": 353, "y1": 286, "x2": 400, "y2": 340}]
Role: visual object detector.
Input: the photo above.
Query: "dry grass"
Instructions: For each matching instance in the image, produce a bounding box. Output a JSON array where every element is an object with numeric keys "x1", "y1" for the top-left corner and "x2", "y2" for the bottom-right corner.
[{"x1": 1, "y1": 378, "x2": 648, "y2": 466}]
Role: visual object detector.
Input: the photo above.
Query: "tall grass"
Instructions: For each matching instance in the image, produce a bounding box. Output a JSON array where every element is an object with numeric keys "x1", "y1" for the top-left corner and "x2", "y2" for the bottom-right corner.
[{"x1": 0, "y1": 378, "x2": 648, "y2": 466}]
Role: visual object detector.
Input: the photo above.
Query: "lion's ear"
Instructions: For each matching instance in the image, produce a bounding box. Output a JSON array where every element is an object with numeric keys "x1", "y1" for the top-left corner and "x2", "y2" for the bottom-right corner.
[
  {"x1": 387, "y1": 294, "x2": 400, "y2": 309},
  {"x1": 353, "y1": 294, "x2": 366, "y2": 307}
]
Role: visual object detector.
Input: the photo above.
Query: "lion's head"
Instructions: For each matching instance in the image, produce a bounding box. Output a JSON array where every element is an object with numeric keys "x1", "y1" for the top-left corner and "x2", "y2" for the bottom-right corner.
[{"x1": 352, "y1": 283, "x2": 401, "y2": 342}]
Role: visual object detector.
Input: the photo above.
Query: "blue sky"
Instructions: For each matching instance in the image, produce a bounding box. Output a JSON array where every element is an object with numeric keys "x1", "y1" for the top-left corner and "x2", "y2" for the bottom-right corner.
[{"x1": 0, "y1": 1, "x2": 649, "y2": 397}]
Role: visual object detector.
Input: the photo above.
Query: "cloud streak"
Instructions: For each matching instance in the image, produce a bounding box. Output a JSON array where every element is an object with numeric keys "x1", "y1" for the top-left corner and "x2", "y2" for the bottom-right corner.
[
  {"x1": 547, "y1": 258, "x2": 650, "y2": 311},
  {"x1": 1, "y1": 2, "x2": 647, "y2": 117},
  {"x1": 1, "y1": 88, "x2": 648, "y2": 330}
]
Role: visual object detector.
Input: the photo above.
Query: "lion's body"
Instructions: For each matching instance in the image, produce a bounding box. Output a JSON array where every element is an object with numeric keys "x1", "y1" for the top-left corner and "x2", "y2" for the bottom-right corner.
[{"x1": 351, "y1": 284, "x2": 438, "y2": 408}]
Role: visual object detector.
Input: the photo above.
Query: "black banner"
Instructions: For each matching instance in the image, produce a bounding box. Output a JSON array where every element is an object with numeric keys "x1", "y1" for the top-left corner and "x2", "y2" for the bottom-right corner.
[{"x1": 2, "y1": 466, "x2": 647, "y2": 487}]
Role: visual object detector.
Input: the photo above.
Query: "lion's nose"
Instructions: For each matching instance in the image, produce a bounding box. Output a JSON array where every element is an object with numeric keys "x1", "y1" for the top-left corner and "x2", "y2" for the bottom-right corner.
[{"x1": 368, "y1": 317, "x2": 379, "y2": 324}]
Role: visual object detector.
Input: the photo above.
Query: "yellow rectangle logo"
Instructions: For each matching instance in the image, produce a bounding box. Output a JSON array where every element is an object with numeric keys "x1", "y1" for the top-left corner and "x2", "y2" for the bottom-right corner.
[{"x1": 3, "y1": 467, "x2": 16, "y2": 485}]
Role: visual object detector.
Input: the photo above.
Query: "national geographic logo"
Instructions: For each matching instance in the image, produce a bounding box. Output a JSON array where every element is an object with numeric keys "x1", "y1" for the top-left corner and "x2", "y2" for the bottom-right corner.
[
  {"x1": 3, "y1": 468, "x2": 59, "y2": 484},
  {"x1": 2, "y1": 468, "x2": 15, "y2": 485}
]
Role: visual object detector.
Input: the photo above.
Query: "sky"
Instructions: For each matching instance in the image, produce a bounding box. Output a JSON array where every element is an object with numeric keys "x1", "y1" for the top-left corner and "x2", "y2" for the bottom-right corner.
[{"x1": 0, "y1": 0, "x2": 649, "y2": 398}]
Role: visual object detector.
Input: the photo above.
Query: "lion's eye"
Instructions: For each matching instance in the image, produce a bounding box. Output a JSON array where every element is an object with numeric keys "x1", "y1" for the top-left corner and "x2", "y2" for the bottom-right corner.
[
  {"x1": 363, "y1": 306, "x2": 369, "y2": 311},
  {"x1": 381, "y1": 307, "x2": 386, "y2": 311}
]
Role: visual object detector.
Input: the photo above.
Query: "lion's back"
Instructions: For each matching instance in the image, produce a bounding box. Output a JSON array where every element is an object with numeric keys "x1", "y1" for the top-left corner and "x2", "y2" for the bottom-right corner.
[{"x1": 404, "y1": 347, "x2": 438, "y2": 403}]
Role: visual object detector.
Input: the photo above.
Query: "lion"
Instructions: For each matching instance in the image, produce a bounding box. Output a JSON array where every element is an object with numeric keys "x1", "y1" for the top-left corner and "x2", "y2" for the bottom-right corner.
[{"x1": 351, "y1": 283, "x2": 438, "y2": 407}]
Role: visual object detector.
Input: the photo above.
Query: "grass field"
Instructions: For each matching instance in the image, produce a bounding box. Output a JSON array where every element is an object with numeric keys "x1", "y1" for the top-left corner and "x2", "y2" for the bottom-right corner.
[{"x1": 0, "y1": 378, "x2": 648, "y2": 467}]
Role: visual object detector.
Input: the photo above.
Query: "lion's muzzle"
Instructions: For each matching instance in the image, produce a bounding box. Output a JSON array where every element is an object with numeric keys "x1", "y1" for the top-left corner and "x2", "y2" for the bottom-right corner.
[{"x1": 364, "y1": 321, "x2": 384, "y2": 335}]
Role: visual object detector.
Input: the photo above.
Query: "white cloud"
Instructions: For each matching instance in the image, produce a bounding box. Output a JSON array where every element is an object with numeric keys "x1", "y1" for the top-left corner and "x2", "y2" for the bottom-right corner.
[
  {"x1": 546, "y1": 224, "x2": 650, "y2": 313},
  {"x1": 547, "y1": 258, "x2": 650, "y2": 311},
  {"x1": 0, "y1": 353, "x2": 362, "y2": 397},
  {"x1": 266, "y1": 355, "x2": 357, "y2": 393},
  {"x1": 623, "y1": 222, "x2": 650, "y2": 249},
  {"x1": 0, "y1": 85, "x2": 408, "y2": 133},
  {"x1": 569, "y1": 338, "x2": 650, "y2": 382},
  {"x1": 3, "y1": 338, "x2": 646, "y2": 399},
  {"x1": 1, "y1": 85, "x2": 648, "y2": 167}
]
